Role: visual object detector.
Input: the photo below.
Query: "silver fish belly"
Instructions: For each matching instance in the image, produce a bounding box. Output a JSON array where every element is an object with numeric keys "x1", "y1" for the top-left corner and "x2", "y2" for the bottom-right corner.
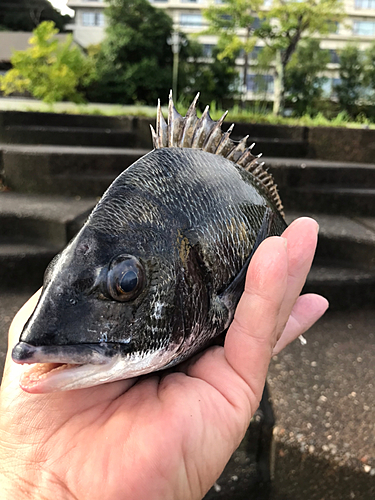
[{"x1": 12, "y1": 93, "x2": 286, "y2": 393}]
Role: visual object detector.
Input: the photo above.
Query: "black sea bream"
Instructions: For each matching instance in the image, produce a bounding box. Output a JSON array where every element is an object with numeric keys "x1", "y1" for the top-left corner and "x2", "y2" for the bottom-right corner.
[{"x1": 12, "y1": 93, "x2": 287, "y2": 392}]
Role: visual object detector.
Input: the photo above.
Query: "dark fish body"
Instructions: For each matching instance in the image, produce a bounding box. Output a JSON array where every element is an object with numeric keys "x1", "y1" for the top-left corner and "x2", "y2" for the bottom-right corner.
[{"x1": 12, "y1": 94, "x2": 286, "y2": 392}]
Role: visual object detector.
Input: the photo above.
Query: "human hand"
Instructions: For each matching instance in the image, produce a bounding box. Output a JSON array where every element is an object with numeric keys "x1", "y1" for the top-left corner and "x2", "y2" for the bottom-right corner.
[{"x1": 0, "y1": 217, "x2": 328, "y2": 500}]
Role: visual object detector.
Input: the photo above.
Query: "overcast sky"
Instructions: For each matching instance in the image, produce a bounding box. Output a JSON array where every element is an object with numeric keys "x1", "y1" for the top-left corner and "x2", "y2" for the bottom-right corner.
[{"x1": 49, "y1": 0, "x2": 74, "y2": 16}]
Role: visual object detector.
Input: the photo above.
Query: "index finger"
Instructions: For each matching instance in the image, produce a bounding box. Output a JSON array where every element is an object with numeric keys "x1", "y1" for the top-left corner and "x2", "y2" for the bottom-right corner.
[{"x1": 224, "y1": 236, "x2": 289, "y2": 400}]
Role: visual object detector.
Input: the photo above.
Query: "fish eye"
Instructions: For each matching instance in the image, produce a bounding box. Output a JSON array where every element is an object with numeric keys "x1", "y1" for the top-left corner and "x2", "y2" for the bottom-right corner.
[{"x1": 107, "y1": 255, "x2": 145, "y2": 302}]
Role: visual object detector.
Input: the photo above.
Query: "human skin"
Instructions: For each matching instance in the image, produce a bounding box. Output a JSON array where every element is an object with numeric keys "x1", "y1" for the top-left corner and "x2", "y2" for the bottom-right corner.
[{"x1": 0, "y1": 217, "x2": 328, "y2": 500}]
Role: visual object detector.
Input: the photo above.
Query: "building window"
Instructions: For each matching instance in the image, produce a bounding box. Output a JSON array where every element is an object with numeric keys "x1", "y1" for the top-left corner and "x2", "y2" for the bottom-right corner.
[
  {"x1": 247, "y1": 74, "x2": 274, "y2": 93},
  {"x1": 181, "y1": 0, "x2": 203, "y2": 3},
  {"x1": 180, "y1": 14, "x2": 203, "y2": 26},
  {"x1": 149, "y1": 0, "x2": 168, "y2": 3},
  {"x1": 355, "y1": 0, "x2": 375, "y2": 8},
  {"x1": 353, "y1": 20, "x2": 375, "y2": 35},
  {"x1": 249, "y1": 46, "x2": 263, "y2": 60},
  {"x1": 202, "y1": 44, "x2": 214, "y2": 57},
  {"x1": 323, "y1": 78, "x2": 342, "y2": 97},
  {"x1": 82, "y1": 11, "x2": 105, "y2": 26},
  {"x1": 329, "y1": 49, "x2": 340, "y2": 64}
]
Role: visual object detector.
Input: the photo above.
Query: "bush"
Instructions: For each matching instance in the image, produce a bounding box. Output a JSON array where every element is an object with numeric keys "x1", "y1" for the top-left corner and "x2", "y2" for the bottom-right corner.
[{"x1": 0, "y1": 21, "x2": 96, "y2": 103}]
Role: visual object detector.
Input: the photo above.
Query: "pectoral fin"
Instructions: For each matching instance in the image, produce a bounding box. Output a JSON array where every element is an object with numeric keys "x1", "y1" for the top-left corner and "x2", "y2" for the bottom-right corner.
[{"x1": 218, "y1": 207, "x2": 275, "y2": 321}]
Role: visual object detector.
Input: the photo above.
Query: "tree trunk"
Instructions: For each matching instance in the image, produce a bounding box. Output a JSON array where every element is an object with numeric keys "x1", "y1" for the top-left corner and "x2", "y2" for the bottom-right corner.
[
  {"x1": 273, "y1": 49, "x2": 285, "y2": 115},
  {"x1": 241, "y1": 26, "x2": 251, "y2": 110}
]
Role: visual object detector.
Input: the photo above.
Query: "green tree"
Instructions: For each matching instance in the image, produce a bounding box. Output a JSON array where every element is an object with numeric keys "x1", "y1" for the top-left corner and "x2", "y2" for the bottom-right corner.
[
  {"x1": 203, "y1": 0, "x2": 263, "y2": 104},
  {"x1": 0, "y1": 21, "x2": 95, "y2": 103},
  {"x1": 88, "y1": 0, "x2": 173, "y2": 105},
  {"x1": 284, "y1": 39, "x2": 330, "y2": 116},
  {"x1": 0, "y1": 0, "x2": 70, "y2": 32},
  {"x1": 179, "y1": 40, "x2": 239, "y2": 108},
  {"x1": 362, "y1": 41, "x2": 375, "y2": 107},
  {"x1": 335, "y1": 44, "x2": 364, "y2": 117},
  {"x1": 203, "y1": 0, "x2": 343, "y2": 115}
]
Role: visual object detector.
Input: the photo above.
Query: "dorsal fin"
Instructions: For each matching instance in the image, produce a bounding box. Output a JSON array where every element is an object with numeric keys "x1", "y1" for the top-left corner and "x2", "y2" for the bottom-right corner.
[{"x1": 150, "y1": 92, "x2": 284, "y2": 217}]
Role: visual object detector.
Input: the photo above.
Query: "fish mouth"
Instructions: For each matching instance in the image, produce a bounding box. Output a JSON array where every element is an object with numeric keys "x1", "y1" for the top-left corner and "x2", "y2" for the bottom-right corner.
[{"x1": 12, "y1": 341, "x2": 178, "y2": 393}]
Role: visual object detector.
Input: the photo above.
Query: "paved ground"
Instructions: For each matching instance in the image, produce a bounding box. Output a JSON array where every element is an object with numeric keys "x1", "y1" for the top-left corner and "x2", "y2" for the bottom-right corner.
[{"x1": 269, "y1": 308, "x2": 375, "y2": 500}]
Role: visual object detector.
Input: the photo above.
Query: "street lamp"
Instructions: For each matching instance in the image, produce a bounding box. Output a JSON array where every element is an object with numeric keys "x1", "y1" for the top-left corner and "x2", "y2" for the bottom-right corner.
[{"x1": 168, "y1": 30, "x2": 185, "y2": 97}]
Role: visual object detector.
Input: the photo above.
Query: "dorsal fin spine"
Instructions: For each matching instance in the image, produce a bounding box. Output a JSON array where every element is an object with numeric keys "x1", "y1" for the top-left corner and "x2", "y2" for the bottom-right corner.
[{"x1": 153, "y1": 92, "x2": 284, "y2": 217}]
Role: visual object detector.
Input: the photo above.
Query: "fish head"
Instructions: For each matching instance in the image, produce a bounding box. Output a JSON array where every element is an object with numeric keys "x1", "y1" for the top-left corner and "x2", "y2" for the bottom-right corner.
[{"x1": 12, "y1": 223, "x2": 183, "y2": 393}]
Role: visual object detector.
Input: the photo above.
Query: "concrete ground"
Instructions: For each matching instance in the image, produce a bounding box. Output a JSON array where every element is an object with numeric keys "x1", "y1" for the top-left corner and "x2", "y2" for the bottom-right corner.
[
  {"x1": 1, "y1": 293, "x2": 374, "y2": 499},
  {"x1": 268, "y1": 307, "x2": 375, "y2": 500}
]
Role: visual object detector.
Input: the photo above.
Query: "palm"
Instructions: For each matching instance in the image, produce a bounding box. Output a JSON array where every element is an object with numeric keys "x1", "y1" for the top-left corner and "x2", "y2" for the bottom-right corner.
[{"x1": 0, "y1": 218, "x2": 328, "y2": 500}]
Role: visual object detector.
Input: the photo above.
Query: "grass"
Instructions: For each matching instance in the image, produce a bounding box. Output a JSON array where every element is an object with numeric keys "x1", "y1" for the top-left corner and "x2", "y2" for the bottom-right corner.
[{"x1": 0, "y1": 96, "x2": 374, "y2": 129}]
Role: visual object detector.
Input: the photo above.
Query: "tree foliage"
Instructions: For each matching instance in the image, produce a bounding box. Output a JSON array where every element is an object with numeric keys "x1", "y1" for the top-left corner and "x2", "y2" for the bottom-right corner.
[
  {"x1": 88, "y1": 0, "x2": 173, "y2": 105},
  {"x1": 203, "y1": 0, "x2": 343, "y2": 114},
  {"x1": 179, "y1": 40, "x2": 239, "y2": 108},
  {"x1": 203, "y1": 0, "x2": 263, "y2": 95},
  {"x1": 0, "y1": 0, "x2": 70, "y2": 32},
  {"x1": 285, "y1": 39, "x2": 330, "y2": 116},
  {"x1": 0, "y1": 21, "x2": 95, "y2": 103},
  {"x1": 334, "y1": 45, "x2": 364, "y2": 117},
  {"x1": 362, "y1": 42, "x2": 375, "y2": 98}
]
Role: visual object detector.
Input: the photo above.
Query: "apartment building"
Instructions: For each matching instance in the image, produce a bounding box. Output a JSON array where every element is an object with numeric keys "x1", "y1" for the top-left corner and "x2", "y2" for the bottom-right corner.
[{"x1": 66, "y1": 0, "x2": 375, "y2": 100}]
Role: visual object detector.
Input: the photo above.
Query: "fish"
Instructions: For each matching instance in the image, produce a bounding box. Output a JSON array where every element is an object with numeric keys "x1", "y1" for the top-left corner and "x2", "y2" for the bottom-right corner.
[{"x1": 12, "y1": 92, "x2": 287, "y2": 393}]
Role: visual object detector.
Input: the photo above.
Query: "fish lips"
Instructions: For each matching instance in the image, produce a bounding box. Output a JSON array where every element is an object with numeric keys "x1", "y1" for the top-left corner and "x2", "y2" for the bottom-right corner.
[
  {"x1": 12, "y1": 341, "x2": 130, "y2": 365},
  {"x1": 11, "y1": 341, "x2": 139, "y2": 394},
  {"x1": 11, "y1": 340, "x2": 179, "y2": 394}
]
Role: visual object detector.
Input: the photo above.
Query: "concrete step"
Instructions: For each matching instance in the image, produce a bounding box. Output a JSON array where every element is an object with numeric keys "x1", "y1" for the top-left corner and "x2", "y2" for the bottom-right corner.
[
  {"x1": 1, "y1": 145, "x2": 149, "y2": 197},
  {"x1": 0, "y1": 242, "x2": 60, "y2": 290},
  {"x1": 241, "y1": 138, "x2": 308, "y2": 159},
  {"x1": 0, "y1": 194, "x2": 374, "y2": 307},
  {"x1": 281, "y1": 186, "x2": 375, "y2": 216},
  {"x1": 2, "y1": 147, "x2": 374, "y2": 211},
  {"x1": 304, "y1": 262, "x2": 375, "y2": 310},
  {"x1": 0, "y1": 192, "x2": 96, "y2": 246},
  {"x1": 268, "y1": 157, "x2": 375, "y2": 188},
  {"x1": 287, "y1": 212, "x2": 375, "y2": 308},
  {"x1": 286, "y1": 212, "x2": 375, "y2": 270},
  {"x1": 0, "y1": 110, "x2": 154, "y2": 149},
  {"x1": 0, "y1": 109, "x2": 136, "y2": 129},
  {"x1": 268, "y1": 157, "x2": 375, "y2": 216},
  {"x1": 1, "y1": 125, "x2": 139, "y2": 148}
]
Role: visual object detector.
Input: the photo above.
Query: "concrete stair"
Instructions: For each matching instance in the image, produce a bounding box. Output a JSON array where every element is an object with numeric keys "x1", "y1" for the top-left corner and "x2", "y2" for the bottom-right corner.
[
  {"x1": 1, "y1": 191, "x2": 374, "y2": 311},
  {"x1": 269, "y1": 157, "x2": 375, "y2": 216},
  {"x1": 286, "y1": 212, "x2": 375, "y2": 309},
  {"x1": 3, "y1": 147, "x2": 374, "y2": 217},
  {"x1": 0, "y1": 145, "x2": 150, "y2": 196},
  {"x1": 0, "y1": 192, "x2": 96, "y2": 290},
  {"x1": 0, "y1": 110, "x2": 153, "y2": 149}
]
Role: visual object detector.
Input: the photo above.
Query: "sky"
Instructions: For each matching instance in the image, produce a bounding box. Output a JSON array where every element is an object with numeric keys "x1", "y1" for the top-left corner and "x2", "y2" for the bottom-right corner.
[{"x1": 49, "y1": 0, "x2": 74, "y2": 16}]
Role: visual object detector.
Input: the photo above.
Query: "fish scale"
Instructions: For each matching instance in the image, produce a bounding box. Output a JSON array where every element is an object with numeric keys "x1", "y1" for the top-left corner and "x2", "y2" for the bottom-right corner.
[{"x1": 11, "y1": 93, "x2": 287, "y2": 393}]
